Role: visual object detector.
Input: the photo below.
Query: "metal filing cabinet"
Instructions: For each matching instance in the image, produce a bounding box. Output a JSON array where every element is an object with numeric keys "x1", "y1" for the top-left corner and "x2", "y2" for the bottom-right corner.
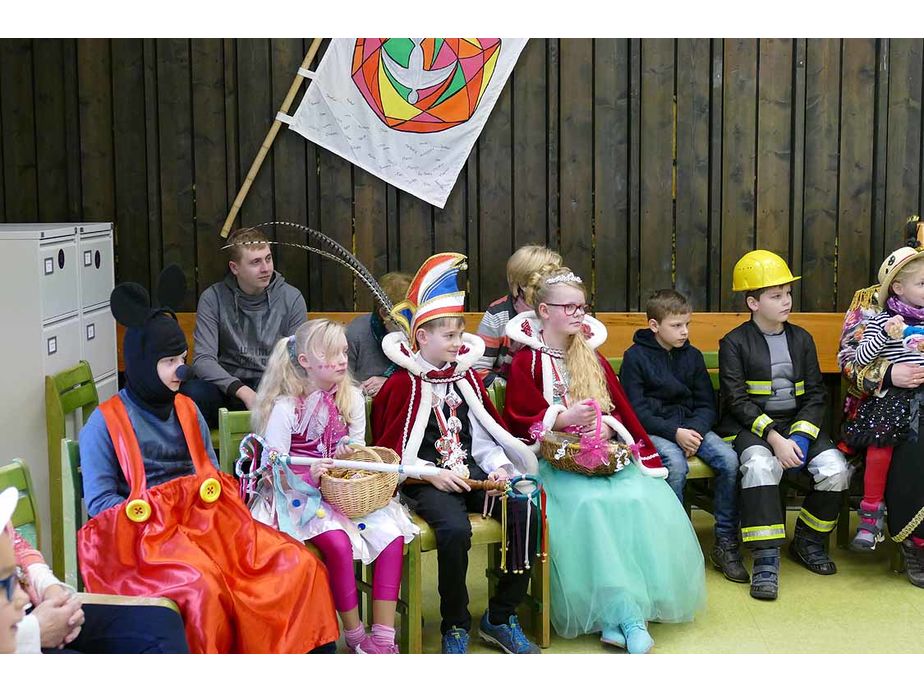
[{"x1": 0, "y1": 223, "x2": 116, "y2": 560}]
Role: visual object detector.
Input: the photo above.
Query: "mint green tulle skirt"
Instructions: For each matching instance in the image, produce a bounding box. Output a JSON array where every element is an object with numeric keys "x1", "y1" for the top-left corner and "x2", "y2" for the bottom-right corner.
[{"x1": 540, "y1": 458, "x2": 706, "y2": 638}]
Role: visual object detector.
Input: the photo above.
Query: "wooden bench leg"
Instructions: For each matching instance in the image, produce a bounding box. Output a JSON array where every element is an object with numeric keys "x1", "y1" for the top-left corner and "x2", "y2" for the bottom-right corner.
[
  {"x1": 404, "y1": 539, "x2": 423, "y2": 653},
  {"x1": 486, "y1": 543, "x2": 500, "y2": 600},
  {"x1": 836, "y1": 491, "x2": 851, "y2": 549},
  {"x1": 531, "y1": 554, "x2": 551, "y2": 648}
]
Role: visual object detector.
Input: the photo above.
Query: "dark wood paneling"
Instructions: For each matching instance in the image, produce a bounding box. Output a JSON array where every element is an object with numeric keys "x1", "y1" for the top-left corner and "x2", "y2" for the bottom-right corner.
[
  {"x1": 802, "y1": 39, "x2": 841, "y2": 311},
  {"x1": 1, "y1": 38, "x2": 923, "y2": 313}
]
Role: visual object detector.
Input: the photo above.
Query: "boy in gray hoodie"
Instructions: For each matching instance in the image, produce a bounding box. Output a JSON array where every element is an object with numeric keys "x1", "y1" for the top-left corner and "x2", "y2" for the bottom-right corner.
[{"x1": 181, "y1": 228, "x2": 308, "y2": 426}]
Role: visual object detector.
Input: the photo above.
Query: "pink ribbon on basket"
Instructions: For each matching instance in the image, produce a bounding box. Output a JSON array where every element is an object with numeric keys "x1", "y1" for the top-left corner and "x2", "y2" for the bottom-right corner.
[
  {"x1": 573, "y1": 400, "x2": 610, "y2": 471},
  {"x1": 529, "y1": 421, "x2": 548, "y2": 442}
]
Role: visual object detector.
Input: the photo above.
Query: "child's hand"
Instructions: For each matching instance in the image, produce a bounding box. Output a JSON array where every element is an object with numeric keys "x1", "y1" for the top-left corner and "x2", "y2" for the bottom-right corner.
[
  {"x1": 675, "y1": 428, "x2": 703, "y2": 457},
  {"x1": 770, "y1": 433, "x2": 803, "y2": 469},
  {"x1": 599, "y1": 422, "x2": 616, "y2": 440},
  {"x1": 334, "y1": 437, "x2": 353, "y2": 458},
  {"x1": 310, "y1": 459, "x2": 335, "y2": 484},
  {"x1": 885, "y1": 315, "x2": 906, "y2": 339},
  {"x1": 556, "y1": 400, "x2": 597, "y2": 430},
  {"x1": 362, "y1": 376, "x2": 387, "y2": 397},
  {"x1": 427, "y1": 468, "x2": 472, "y2": 494},
  {"x1": 487, "y1": 468, "x2": 510, "y2": 497},
  {"x1": 34, "y1": 592, "x2": 84, "y2": 649}
]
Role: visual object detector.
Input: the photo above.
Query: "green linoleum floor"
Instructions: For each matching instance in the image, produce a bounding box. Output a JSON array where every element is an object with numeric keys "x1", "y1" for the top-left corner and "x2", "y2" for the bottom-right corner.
[{"x1": 404, "y1": 509, "x2": 924, "y2": 654}]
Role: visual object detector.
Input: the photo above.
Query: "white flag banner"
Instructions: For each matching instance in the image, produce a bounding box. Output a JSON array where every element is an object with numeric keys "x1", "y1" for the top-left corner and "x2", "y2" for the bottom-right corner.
[{"x1": 286, "y1": 38, "x2": 527, "y2": 208}]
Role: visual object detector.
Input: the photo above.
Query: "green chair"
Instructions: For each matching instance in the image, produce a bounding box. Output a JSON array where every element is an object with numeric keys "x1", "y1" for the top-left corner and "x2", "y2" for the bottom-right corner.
[
  {"x1": 403, "y1": 512, "x2": 551, "y2": 651},
  {"x1": 0, "y1": 460, "x2": 41, "y2": 549},
  {"x1": 487, "y1": 380, "x2": 507, "y2": 413},
  {"x1": 4, "y1": 455, "x2": 181, "y2": 615},
  {"x1": 217, "y1": 408, "x2": 253, "y2": 475},
  {"x1": 45, "y1": 361, "x2": 100, "y2": 578}
]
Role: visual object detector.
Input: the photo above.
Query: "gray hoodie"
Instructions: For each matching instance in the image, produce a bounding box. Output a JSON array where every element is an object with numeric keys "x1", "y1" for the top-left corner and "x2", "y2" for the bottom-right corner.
[{"x1": 192, "y1": 272, "x2": 308, "y2": 395}]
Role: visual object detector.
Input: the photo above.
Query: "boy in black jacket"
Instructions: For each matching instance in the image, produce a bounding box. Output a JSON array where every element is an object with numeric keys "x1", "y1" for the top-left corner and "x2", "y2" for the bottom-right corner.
[
  {"x1": 621, "y1": 289, "x2": 747, "y2": 583},
  {"x1": 719, "y1": 251, "x2": 848, "y2": 601}
]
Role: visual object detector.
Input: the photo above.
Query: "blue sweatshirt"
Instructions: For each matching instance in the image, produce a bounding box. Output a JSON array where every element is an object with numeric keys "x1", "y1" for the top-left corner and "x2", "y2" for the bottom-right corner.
[
  {"x1": 79, "y1": 389, "x2": 218, "y2": 517},
  {"x1": 620, "y1": 328, "x2": 717, "y2": 440}
]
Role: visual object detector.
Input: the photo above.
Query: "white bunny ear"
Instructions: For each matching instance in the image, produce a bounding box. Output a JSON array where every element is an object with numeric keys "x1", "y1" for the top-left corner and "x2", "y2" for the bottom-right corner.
[
  {"x1": 110, "y1": 282, "x2": 151, "y2": 328},
  {"x1": 155, "y1": 264, "x2": 187, "y2": 310}
]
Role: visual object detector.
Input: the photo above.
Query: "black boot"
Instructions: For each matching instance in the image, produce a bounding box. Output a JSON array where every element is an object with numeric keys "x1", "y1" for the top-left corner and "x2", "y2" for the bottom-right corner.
[
  {"x1": 710, "y1": 536, "x2": 750, "y2": 583},
  {"x1": 749, "y1": 547, "x2": 779, "y2": 600},
  {"x1": 788, "y1": 522, "x2": 837, "y2": 575},
  {"x1": 900, "y1": 540, "x2": 924, "y2": 588}
]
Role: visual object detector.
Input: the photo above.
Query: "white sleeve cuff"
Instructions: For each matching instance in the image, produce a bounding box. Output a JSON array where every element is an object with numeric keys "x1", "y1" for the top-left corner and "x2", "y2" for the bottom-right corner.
[
  {"x1": 477, "y1": 450, "x2": 515, "y2": 476},
  {"x1": 15, "y1": 614, "x2": 42, "y2": 653},
  {"x1": 26, "y1": 564, "x2": 75, "y2": 602}
]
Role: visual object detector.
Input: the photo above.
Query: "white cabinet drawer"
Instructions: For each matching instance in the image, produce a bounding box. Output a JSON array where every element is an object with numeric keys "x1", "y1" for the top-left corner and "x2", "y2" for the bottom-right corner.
[
  {"x1": 81, "y1": 306, "x2": 117, "y2": 380},
  {"x1": 79, "y1": 233, "x2": 114, "y2": 310},
  {"x1": 42, "y1": 317, "x2": 82, "y2": 376},
  {"x1": 39, "y1": 237, "x2": 79, "y2": 322},
  {"x1": 94, "y1": 372, "x2": 119, "y2": 403}
]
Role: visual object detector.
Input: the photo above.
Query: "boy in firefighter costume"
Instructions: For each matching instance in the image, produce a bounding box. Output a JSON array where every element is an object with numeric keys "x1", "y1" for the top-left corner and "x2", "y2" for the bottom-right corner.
[
  {"x1": 371, "y1": 253, "x2": 541, "y2": 655},
  {"x1": 718, "y1": 250, "x2": 848, "y2": 600}
]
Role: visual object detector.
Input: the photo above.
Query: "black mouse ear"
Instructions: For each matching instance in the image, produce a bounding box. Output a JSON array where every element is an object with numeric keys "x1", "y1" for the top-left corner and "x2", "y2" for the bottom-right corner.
[
  {"x1": 155, "y1": 264, "x2": 187, "y2": 310},
  {"x1": 110, "y1": 283, "x2": 151, "y2": 328}
]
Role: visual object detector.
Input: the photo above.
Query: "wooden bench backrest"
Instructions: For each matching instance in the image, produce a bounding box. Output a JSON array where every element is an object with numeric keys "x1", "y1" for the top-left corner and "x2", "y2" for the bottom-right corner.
[{"x1": 118, "y1": 311, "x2": 847, "y2": 374}]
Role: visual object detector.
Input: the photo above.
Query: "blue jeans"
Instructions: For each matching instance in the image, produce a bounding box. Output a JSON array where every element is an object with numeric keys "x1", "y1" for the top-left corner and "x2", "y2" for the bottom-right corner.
[{"x1": 649, "y1": 431, "x2": 740, "y2": 540}]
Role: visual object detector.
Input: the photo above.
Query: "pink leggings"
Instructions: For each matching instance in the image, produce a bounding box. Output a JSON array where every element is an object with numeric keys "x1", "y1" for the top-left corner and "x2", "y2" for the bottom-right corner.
[{"x1": 310, "y1": 531, "x2": 403, "y2": 613}]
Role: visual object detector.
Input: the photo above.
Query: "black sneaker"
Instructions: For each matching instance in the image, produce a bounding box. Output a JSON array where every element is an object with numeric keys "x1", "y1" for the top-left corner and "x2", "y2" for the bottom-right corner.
[
  {"x1": 789, "y1": 533, "x2": 837, "y2": 575},
  {"x1": 900, "y1": 540, "x2": 924, "y2": 588},
  {"x1": 710, "y1": 536, "x2": 750, "y2": 583},
  {"x1": 749, "y1": 548, "x2": 780, "y2": 601}
]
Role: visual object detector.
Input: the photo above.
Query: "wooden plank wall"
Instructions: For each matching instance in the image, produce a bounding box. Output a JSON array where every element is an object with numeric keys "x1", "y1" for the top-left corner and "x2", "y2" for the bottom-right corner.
[{"x1": 2, "y1": 38, "x2": 924, "y2": 313}]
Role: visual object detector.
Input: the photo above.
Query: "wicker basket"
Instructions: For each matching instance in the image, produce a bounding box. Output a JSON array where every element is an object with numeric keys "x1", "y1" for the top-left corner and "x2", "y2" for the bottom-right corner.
[
  {"x1": 319, "y1": 445, "x2": 400, "y2": 518},
  {"x1": 539, "y1": 432, "x2": 633, "y2": 477},
  {"x1": 539, "y1": 400, "x2": 634, "y2": 477}
]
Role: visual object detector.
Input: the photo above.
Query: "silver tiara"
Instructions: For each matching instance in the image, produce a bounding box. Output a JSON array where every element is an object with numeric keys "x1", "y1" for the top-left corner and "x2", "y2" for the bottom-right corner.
[{"x1": 545, "y1": 272, "x2": 582, "y2": 286}]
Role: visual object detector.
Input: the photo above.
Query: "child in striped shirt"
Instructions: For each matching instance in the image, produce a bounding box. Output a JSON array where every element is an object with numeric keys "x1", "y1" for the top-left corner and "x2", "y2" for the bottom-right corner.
[
  {"x1": 474, "y1": 245, "x2": 562, "y2": 386},
  {"x1": 844, "y1": 246, "x2": 924, "y2": 551}
]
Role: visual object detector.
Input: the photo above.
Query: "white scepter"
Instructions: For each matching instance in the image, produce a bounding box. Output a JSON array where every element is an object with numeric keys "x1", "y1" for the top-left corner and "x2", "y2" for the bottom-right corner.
[
  {"x1": 236, "y1": 433, "x2": 441, "y2": 482},
  {"x1": 280, "y1": 452, "x2": 442, "y2": 479}
]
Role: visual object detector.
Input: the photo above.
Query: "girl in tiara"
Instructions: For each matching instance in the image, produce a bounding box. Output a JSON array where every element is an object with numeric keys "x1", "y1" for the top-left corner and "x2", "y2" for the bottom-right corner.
[{"x1": 502, "y1": 267, "x2": 705, "y2": 654}]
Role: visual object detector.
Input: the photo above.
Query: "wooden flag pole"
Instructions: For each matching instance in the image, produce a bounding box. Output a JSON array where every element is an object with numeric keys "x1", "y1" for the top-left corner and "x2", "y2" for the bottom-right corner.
[{"x1": 220, "y1": 37, "x2": 324, "y2": 238}]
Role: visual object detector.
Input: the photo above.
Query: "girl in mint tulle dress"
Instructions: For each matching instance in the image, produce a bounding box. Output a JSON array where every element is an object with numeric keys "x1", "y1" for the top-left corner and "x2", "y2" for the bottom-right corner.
[{"x1": 502, "y1": 267, "x2": 705, "y2": 654}]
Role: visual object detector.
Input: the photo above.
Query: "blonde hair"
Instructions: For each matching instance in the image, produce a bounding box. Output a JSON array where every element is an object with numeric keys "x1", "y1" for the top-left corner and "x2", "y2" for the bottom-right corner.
[
  {"x1": 379, "y1": 272, "x2": 413, "y2": 305},
  {"x1": 507, "y1": 245, "x2": 562, "y2": 297},
  {"x1": 525, "y1": 266, "x2": 613, "y2": 413},
  {"x1": 892, "y1": 255, "x2": 924, "y2": 292},
  {"x1": 252, "y1": 319, "x2": 356, "y2": 435}
]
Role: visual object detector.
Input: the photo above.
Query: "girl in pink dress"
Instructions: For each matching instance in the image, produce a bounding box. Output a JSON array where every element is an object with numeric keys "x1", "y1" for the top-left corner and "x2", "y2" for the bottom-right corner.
[{"x1": 249, "y1": 319, "x2": 418, "y2": 654}]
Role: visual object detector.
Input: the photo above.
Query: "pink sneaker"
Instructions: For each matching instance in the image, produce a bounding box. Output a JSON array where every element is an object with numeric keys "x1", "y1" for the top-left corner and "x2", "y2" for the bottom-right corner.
[{"x1": 354, "y1": 634, "x2": 399, "y2": 654}]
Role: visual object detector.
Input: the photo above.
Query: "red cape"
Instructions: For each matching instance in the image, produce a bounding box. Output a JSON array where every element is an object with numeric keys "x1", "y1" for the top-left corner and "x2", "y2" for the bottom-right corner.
[
  {"x1": 502, "y1": 347, "x2": 663, "y2": 470},
  {"x1": 371, "y1": 368, "x2": 507, "y2": 457}
]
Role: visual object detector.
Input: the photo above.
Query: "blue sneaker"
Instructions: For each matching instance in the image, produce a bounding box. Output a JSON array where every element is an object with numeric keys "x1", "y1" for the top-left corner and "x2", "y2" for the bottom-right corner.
[
  {"x1": 478, "y1": 612, "x2": 540, "y2": 654},
  {"x1": 600, "y1": 626, "x2": 626, "y2": 649},
  {"x1": 441, "y1": 627, "x2": 470, "y2": 654},
  {"x1": 621, "y1": 621, "x2": 654, "y2": 654}
]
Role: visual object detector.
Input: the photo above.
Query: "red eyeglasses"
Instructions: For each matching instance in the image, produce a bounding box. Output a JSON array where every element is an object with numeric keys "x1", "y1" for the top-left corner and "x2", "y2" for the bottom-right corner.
[{"x1": 544, "y1": 303, "x2": 591, "y2": 316}]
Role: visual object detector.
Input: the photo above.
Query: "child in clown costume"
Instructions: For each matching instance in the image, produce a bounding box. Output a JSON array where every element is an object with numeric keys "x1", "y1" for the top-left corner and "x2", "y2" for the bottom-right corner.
[
  {"x1": 502, "y1": 266, "x2": 705, "y2": 654},
  {"x1": 371, "y1": 253, "x2": 542, "y2": 655}
]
